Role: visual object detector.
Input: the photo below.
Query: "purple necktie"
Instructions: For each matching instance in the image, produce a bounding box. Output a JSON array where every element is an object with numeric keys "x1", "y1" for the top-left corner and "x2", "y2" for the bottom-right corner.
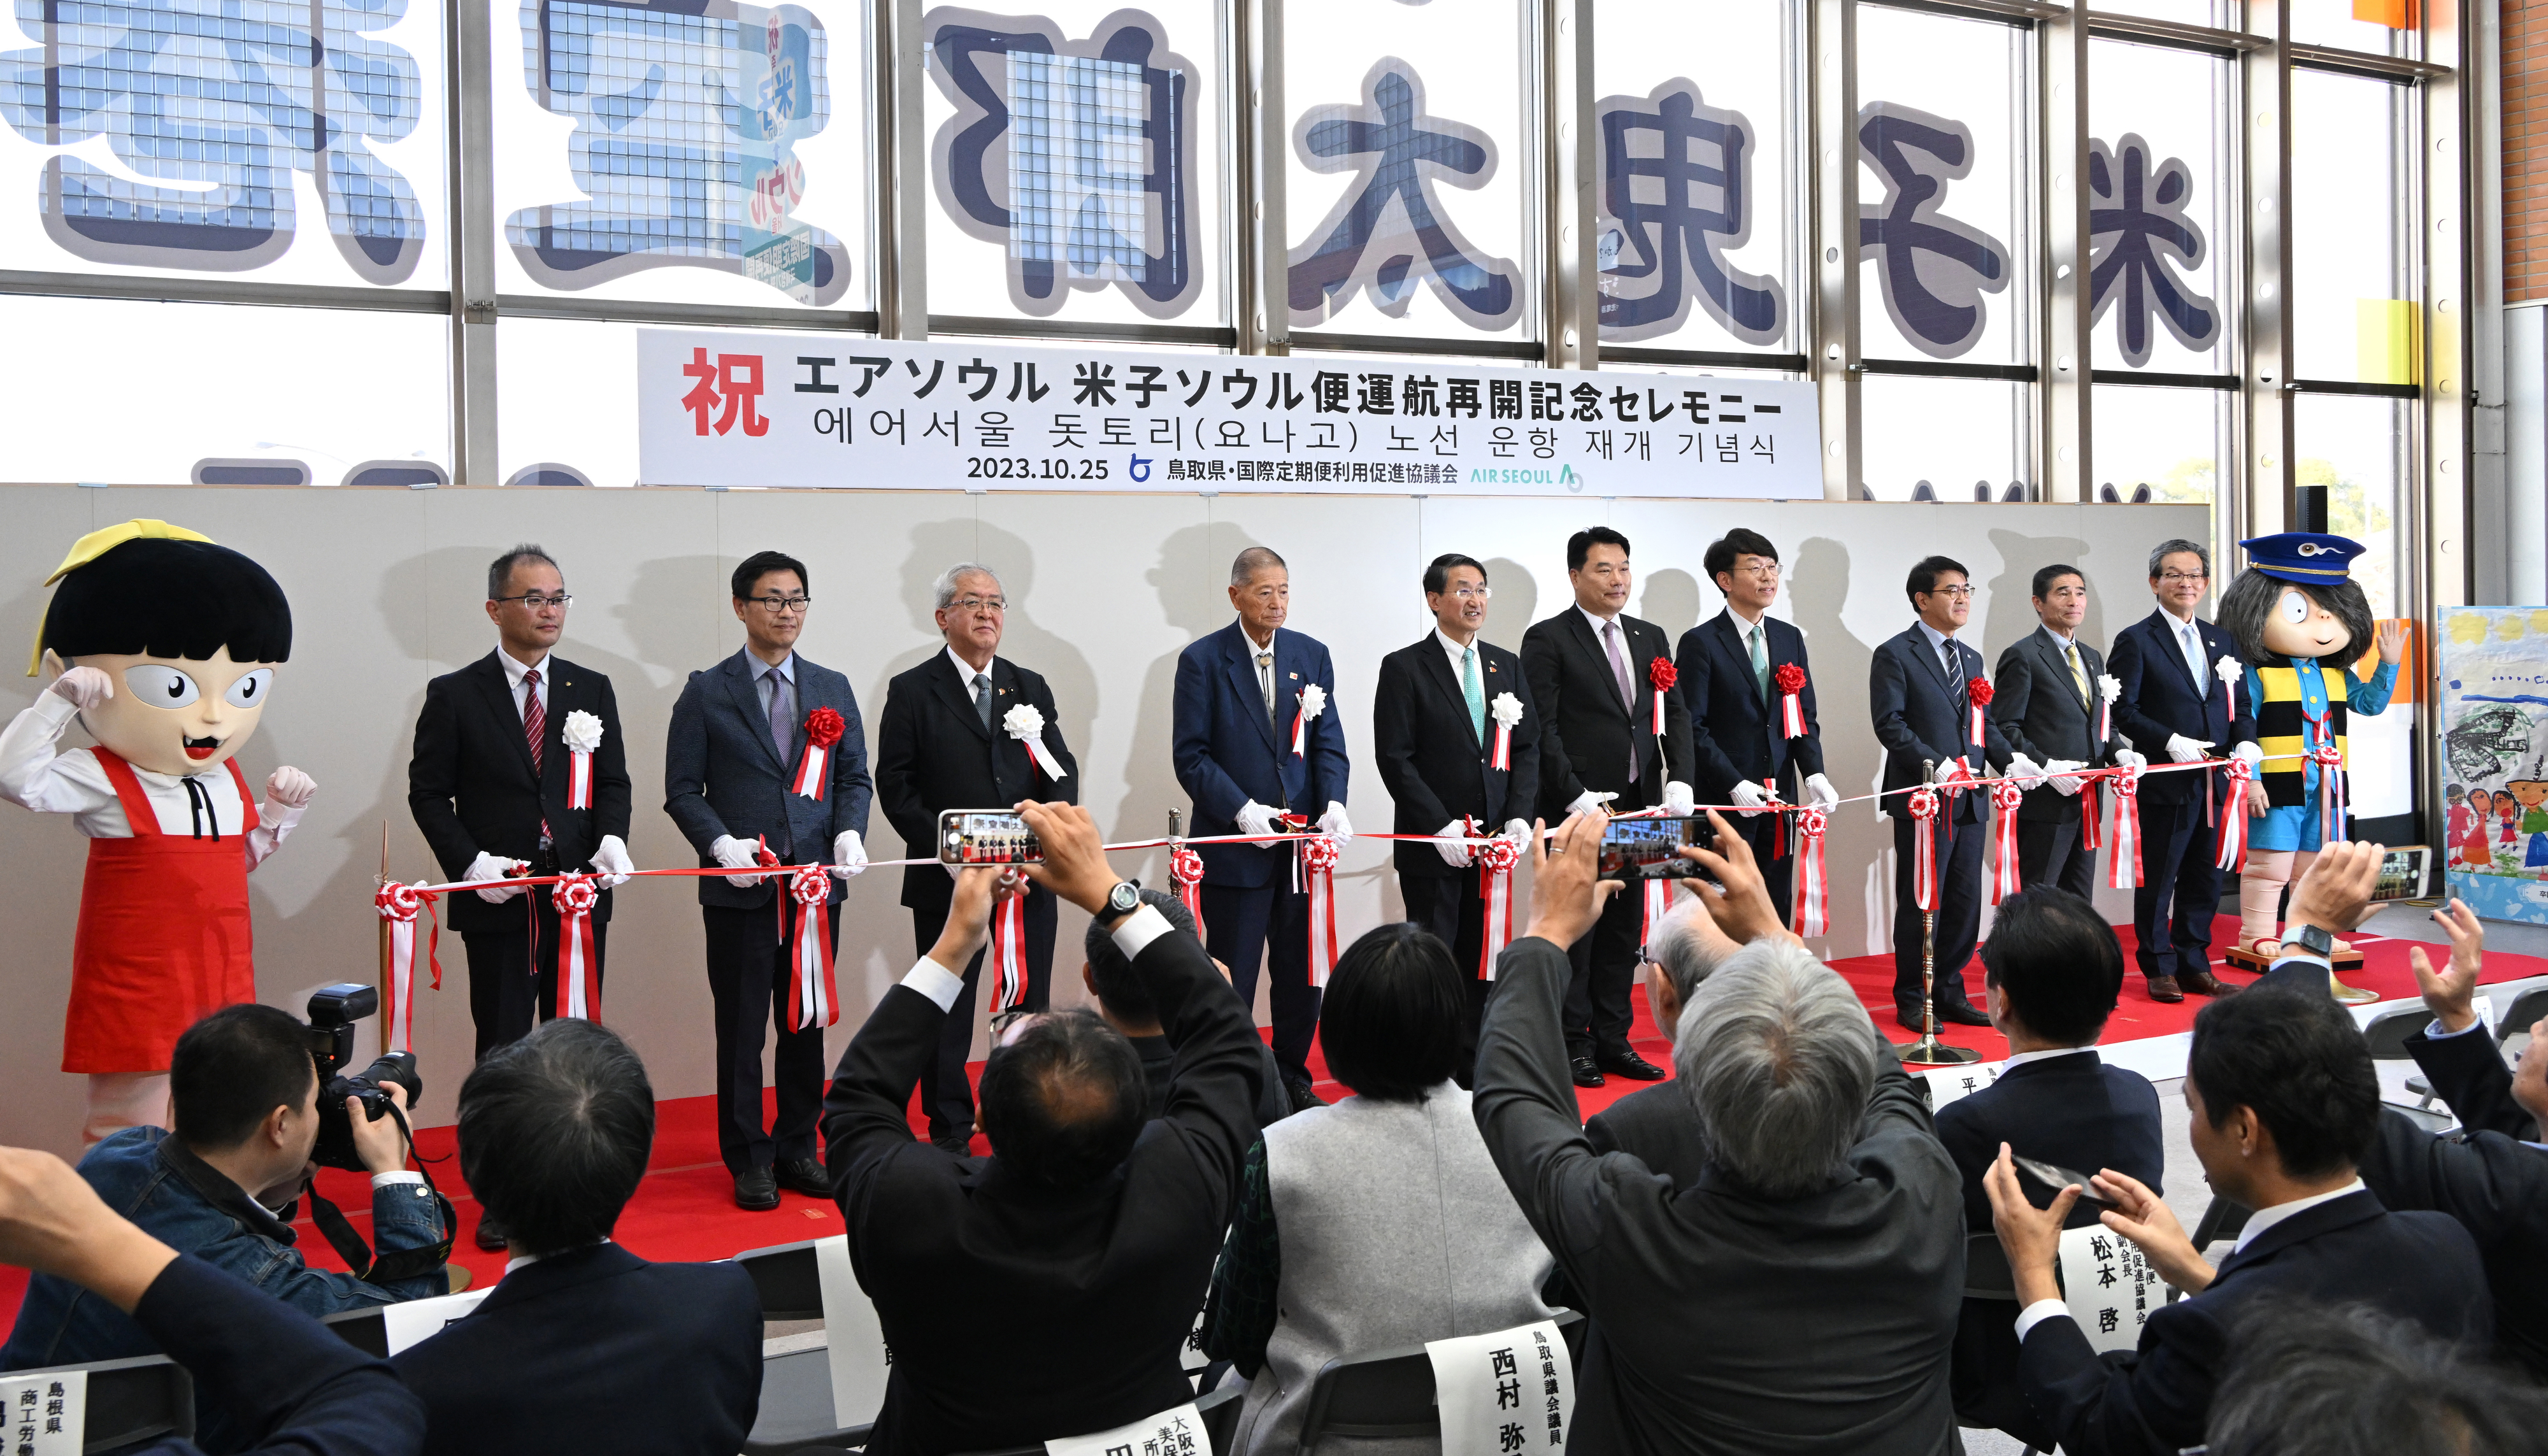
[
  {"x1": 1604, "y1": 622, "x2": 1640, "y2": 782},
  {"x1": 766, "y1": 669, "x2": 794, "y2": 764}
]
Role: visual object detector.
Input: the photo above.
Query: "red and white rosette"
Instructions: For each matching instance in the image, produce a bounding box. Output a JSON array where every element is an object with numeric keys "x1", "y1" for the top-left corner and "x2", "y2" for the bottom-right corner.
[
  {"x1": 1965, "y1": 676, "x2": 1994, "y2": 746},
  {"x1": 1487, "y1": 691, "x2": 1522, "y2": 770},
  {"x1": 785, "y1": 864, "x2": 839, "y2": 1029},
  {"x1": 1774, "y1": 662, "x2": 1808, "y2": 739},
  {"x1": 1988, "y1": 776, "x2": 2024, "y2": 905},
  {"x1": 1791, "y1": 805, "x2": 1831, "y2": 938},
  {"x1": 2096, "y1": 673, "x2": 2121, "y2": 747},
  {"x1": 1906, "y1": 786, "x2": 1942, "y2": 912},
  {"x1": 561, "y1": 709, "x2": 604, "y2": 810},
  {"x1": 1296, "y1": 833, "x2": 1343, "y2": 987},
  {"x1": 988, "y1": 889, "x2": 1028, "y2": 1012},
  {"x1": 375, "y1": 881, "x2": 441, "y2": 1054},
  {"x1": 1291, "y1": 682, "x2": 1327, "y2": 759},
  {"x1": 2217, "y1": 655, "x2": 2245, "y2": 727},
  {"x1": 2107, "y1": 764, "x2": 2146, "y2": 889},
  {"x1": 1647, "y1": 655, "x2": 1677, "y2": 736},
  {"x1": 792, "y1": 706, "x2": 845, "y2": 799},
  {"x1": 550, "y1": 874, "x2": 601, "y2": 1020},
  {"x1": 1641, "y1": 876, "x2": 1672, "y2": 946},
  {"x1": 1169, "y1": 842, "x2": 1205, "y2": 925},
  {"x1": 2215, "y1": 757, "x2": 2256, "y2": 873},
  {"x1": 1001, "y1": 703, "x2": 1068, "y2": 782},
  {"x1": 1473, "y1": 827, "x2": 1519, "y2": 980}
]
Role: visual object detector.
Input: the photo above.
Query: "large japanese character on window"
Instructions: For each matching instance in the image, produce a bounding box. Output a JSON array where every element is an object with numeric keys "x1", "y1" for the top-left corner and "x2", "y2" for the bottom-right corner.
[
  {"x1": 1593, "y1": 80, "x2": 1784, "y2": 346},
  {"x1": 506, "y1": 0, "x2": 851, "y2": 306},
  {"x1": 924, "y1": 7, "x2": 1199, "y2": 318},
  {"x1": 0, "y1": 0, "x2": 426, "y2": 281},
  {"x1": 2087, "y1": 134, "x2": 2219, "y2": 368},
  {"x1": 1287, "y1": 59, "x2": 1521, "y2": 332},
  {"x1": 1856, "y1": 102, "x2": 2010, "y2": 359}
]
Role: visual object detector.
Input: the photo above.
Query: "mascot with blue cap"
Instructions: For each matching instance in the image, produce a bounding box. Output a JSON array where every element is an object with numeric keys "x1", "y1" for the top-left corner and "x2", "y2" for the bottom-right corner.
[{"x1": 2219, "y1": 532, "x2": 2405, "y2": 1004}]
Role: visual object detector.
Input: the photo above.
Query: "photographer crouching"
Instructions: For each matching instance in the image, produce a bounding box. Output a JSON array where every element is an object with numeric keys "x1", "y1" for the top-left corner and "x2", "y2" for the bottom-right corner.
[{"x1": 2, "y1": 993, "x2": 450, "y2": 1448}]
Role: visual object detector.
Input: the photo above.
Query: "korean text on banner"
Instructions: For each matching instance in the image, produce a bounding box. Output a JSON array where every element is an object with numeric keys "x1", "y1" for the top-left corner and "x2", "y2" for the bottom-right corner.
[{"x1": 1428, "y1": 1320, "x2": 1575, "y2": 1456}]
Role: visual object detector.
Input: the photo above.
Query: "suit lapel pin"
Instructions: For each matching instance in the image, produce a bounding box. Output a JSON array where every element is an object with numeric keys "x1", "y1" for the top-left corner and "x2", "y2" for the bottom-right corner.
[{"x1": 1289, "y1": 672, "x2": 1298, "y2": 680}]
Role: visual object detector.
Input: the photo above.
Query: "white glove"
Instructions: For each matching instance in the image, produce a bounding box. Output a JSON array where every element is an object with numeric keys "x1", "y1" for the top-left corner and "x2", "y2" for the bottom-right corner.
[
  {"x1": 1317, "y1": 801, "x2": 1354, "y2": 845},
  {"x1": 1803, "y1": 773, "x2": 1840, "y2": 808},
  {"x1": 2003, "y1": 754, "x2": 2047, "y2": 791},
  {"x1": 1433, "y1": 820, "x2": 1473, "y2": 868},
  {"x1": 2044, "y1": 760, "x2": 2086, "y2": 797},
  {"x1": 710, "y1": 834, "x2": 769, "y2": 888},
  {"x1": 264, "y1": 766, "x2": 316, "y2": 809},
  {"x1": 2111, "y1": 748, "x2": 2147, "y2": 771},
  {"x1": 2165, "y1": 733, "x2": 2214, "y2": 764},
  {"x1": 831, "y1": 829, "x2": 868, "y2": 880},
  {"x1": 1233, "y1": 800, "x2": 1280, "y2": 839},
  {"x1": 2230, "y1": 741, "x2": 2263, "y2": 767},
  {"x1": 1931, "y1": 759, "x2": 1973, "y2": 787},
  {"x1": 1728, "y1": 780, "x2": 1771, "y2": 818},
  {"x1": 1566, "y1": 789, "x2": 1618, "y2": 817},
  {"x1": 590, "y1": 834, "x2": 635, "y2": 887},
  {"x1": 1661, "y1": 781, "x2": 1695, "y2": 814},
  {"x1": 47, "y1": 665, "x2": 113, "y2": 710},
  {"x1": 1501, "y1": 818, "x2": 1533, "y2": 850},
  {"x1": 464, "y1": 850, "x2": 527, "y2": 903}
]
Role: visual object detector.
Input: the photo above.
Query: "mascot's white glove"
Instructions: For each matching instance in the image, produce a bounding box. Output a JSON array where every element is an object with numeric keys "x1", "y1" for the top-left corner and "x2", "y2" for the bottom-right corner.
[
  {"x1": 1729, "y1": 781, "x2": 1771, "y2": 818},
  {"x1": 2165, "y1": 733, "x2": 2215, "y2": 764},
  {"x1": 2230, "y1": 741, "x2": 2264, "y2": 768},
  {"x1": 1233, "y1": 800, "x2": 1280, "y2": 839},
  {"x1": 2112, "y1": 748, "x2": 2148, "y2": 771},
  {"x1": 590, "y1": 834, "x2": 634, "y2": 887},
  {"x1": 1502, "y1": 818, "x2": 1533, "y2": 851},
  {"x1": 1317, "y1": 801, "x2": 1354, "y2": 846},
  {"x1": 1566, "y1": 789, "x2": 1618, "y2": 817},
  {"x1": 831, "y1": 829, "x2": 868, "y2": 880},
  {"x1": 1803, "y1": 773, "x2": 1840, "y2": 808},
  {"x1": 464, "y1": 850, "x2": 528, "y2": 903},
  {"x1": 710, "y1": 834, "x2": 770, "y2": 888},
  {"x1": 1662, "y1": 781, "x2": 1696, "y2": 814},
  {"x1": 47, "y1": 665, "x2": 113, "y2": 710},
  {"x1": 2003, "y1": 754, "x2": 2047, "y2": 791},
  {"x1": 264, "y1": 766, "x2": 316, "y2": 809},
  {"x1": 2044, "y1": 760, "x2": 2087, "y2": 797},
  {"x1": 1433, "y1": 820, "x2": 1473, "y2": 868}
]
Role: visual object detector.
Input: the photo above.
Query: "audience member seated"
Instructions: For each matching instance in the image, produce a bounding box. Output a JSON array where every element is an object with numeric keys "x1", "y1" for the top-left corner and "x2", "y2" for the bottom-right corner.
[
  {"x1": 1082, "y1": 885, "x2": 1291, "y2": 1134},
  {"x1": 1986, "y1": 982, "x2": 2494, "y2": 1456},
  {"x1": 0, "y1": 1141, "x2": 424, "y2": 1456},
  {"x1": 2, "y1": 1005, "x2": 443, "y2": 1449},
  {"x1": 1933, "y1": 886, "x2": 2163, "y2": 1445},
  {"x1": 1580, "y1": 898, "x2": 1739, "y2": 1183},
  {"x1": 1202, "y1": 920, "x2": 1556, "y2": 1455},
  {"x1": 827, "y1": 801, "x2": 1266, "y2": 1456},
  {"x1": 2204, "y1": 1295, "x2": 2548, "y2": 1456},
  {"x1": 390, "y1": 1019, "x2": 761, "y2": 1456},
  {"x1": 1474, "y1": 809, "x2": 1967, "y2": 1455}
]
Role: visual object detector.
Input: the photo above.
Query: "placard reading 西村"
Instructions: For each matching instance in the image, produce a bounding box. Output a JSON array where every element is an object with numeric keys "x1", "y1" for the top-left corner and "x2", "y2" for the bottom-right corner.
[{"x1": 636, "y1": 331, "x2": 1822, "y2": 497}]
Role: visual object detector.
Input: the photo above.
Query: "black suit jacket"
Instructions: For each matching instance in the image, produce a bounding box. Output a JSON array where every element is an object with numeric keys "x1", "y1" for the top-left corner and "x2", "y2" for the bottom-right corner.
[
  {"x1": 1870, "y1": 625, "x2": 2014, "y2": 825},
  {"x1": 1520, "y1": 608, "x2": 1693, "y2": 816},
  {"x1": 1371, "y1": 634, "x2": 1540, "y2": 879},
  {"x1": 1675, "y1": 611, "x2": 1823, "y2": 804},
  {"x1": 2356, "y1": 1025, "x2": 2548, "y2": 1378},
  {"x1": 1580, "y1": 1079, "x2": 1707, "y2": 1187},
  {"x1": 2106, "y1": 609, "x2": 2255, "y2": 806},
  {"x1": 825, "y1": 921, "x2": 1264, "y2": 1456},
  {"x1": 390, "y1": 1243, "x2": 761, "y2": 1456},
  {"x1": 1991, "y1": 629, "x2": 2120, "y2": 824},
  {"x1": 874, "y1": 652, "x2": 1079, "y2": 911},
  {"x1": 2017, "y1": 1189, "x2": 2491, "y2": 1456},
  {"x1": 407, "y1": 652, "x2": 633, "y2": 934}
]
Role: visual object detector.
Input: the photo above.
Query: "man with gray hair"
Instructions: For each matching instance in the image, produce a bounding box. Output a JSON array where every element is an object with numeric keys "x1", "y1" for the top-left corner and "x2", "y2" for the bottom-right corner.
[
  {"x1": 874, "y1": 561, "x2": 1080, "y2": 1151},
  {"x1": 1475, "y1": 808, "x2": 1966, "y2": 1455}
]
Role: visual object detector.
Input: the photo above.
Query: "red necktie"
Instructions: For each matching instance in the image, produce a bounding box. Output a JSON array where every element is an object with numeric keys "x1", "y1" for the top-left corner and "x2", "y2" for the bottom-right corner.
[{"x1": 523, "y1": 669, "x2": 550, "y2": 842}]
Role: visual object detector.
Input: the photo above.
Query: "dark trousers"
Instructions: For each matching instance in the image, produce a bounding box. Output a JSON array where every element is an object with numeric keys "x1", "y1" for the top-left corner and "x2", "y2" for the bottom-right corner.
[
  {"x1": 908, "y1": 885, "x2": 1056, "y2": 1141},
  {"x1": 702, "y1": 901, "x2": 834, "y2": 1176},
  {"x1": 1201, "y1": 881, "x2": 1319, "y2": 1083},
  {"x1": 1563, "y1": 874, "x2": 1643, "y2": 1061},
  {"x1": 1893, "y1": 808, "x2": 1985, "y2": 1008},
  {"x1": 2017, "y1": 815, "x2": 2098, "y2": 902},
  {"x1": 1401, "y1": 869, "x2": 1498, "y2": 1087},
  {"x1": 459, "y1": 906, "x2": 605, "y2": 1062},
  {"x1": 2133, "y1": 797, "x2": 2224, "y2": 981},
  {"x1": 1724, "y1": 810, "x2": 1796, "y2": 926}
]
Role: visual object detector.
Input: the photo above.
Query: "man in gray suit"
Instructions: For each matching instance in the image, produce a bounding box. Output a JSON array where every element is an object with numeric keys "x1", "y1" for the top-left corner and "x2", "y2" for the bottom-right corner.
[
  {"x1": 665, "y1": 550, "x2": 873, "y2": 1211},
  {"x1": 1990, "y1": 564, "x2": 2146, "y2": 900},
  {"x1": 1475, "y1": 809, "x2": 1965, "y2": 1455}
]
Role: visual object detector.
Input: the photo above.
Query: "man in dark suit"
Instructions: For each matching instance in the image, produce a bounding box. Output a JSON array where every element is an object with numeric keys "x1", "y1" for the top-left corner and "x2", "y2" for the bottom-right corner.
[
  {"x1": 1932, "y1": 888, "x2": 2162, "y2": 1446},
  {"x1": 826, "y1": 801, "x2": 1265, "y2": 1456},
  {"x1": 2106, "y1": 538, "x2": 2256, "y2": 1001},
  {"x1": 394, "y1": 1020, "x2": 762, "y2": 1456},
  {"x1": 1580, "y1": 897, "x2": 1729, "y2": 1181},
  {"x1": 1869, "y1": 556, "x2": 2040, "y2": 1028},
  {"x1": 1675, "y1": 528, "x2": 1836, "y2": 924},
  {"x1": 874, "y1": 563, "x2": 1080, "y2": 1153},
  {"x1": 1521, "y1": 526, "x2": 1693, "y2": 1088},
  {"x1": 1372, "y1": 553, "x2": 1539, "y2": 1083},
  {"x1": 1986, "y1": 983, "x2": 2493, "y2": 1456},
  {"x1": 1171, "y1": 546, "x2": 1350, "y2": 1111},
  {"x1": 664, "y1": 550, "x2": 873, "y2": 1211},
  {"x1": 1991, "y1": 564, "x2": 2142, "y2": 901}
]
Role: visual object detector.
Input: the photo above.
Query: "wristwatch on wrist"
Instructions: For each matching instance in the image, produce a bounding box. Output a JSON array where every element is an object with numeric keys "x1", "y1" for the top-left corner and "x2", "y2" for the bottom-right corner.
[
  {"x1": 2278, "y1": 923, "x2": 2335, "y2": 959},
  {"x1": 1098, "y1": 880, "x2": 1142, "y2": 926}
]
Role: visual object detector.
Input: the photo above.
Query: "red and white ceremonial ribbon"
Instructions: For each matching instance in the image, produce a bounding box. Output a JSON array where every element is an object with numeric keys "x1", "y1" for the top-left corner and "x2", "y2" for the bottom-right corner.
[
  {"x1": 2310, "y1": 732, "x2": 2349, "y2": 844},
  {"x1": 1473, "y1": 826, "x2": 1519, "y2": 980},
  {"x1": 550, "y1": 874, "x2": 601, "y2": 1020},
  {"x1": 1291, "y1": 683, "x2": 1326, "y2": 760},
  {"x1": 2080, "y1": 778, "x2": 2103, "y2": 851},
  {"x1": 1791, "y1": 806, "x2": 1830, "y2": 938},
  {"x1": 2097, "y1": 697, "x2": 2113, "y2": 745},
  {"x1": 1002, "y1": 704, "x2": 1067, "y2": 782},
  {"x1": 1762, "y1": 782, "x2": 1787, "y2": 859},
  {"x1": 1989, "y1": 777, "x2": 2024, "y2": 905},
  {"x1": 1965, "y1": 677, "x2": 1994, "y2": 747},
  {"x1": 1169, "y1": 843, "x2": 1205, "y2": 925},
  {"x1": 1296, "y1": 834, "x2": 1343, "y2": 987},
  {"x1": 1641, "y1": 877, "x2": 1671, "y2": 948},
  {"x1": 2107, "y1": 766, "x2": 2145, "y2": 889},
  {"x1": 2215, "y1": 757, "x2": 2255, "y2": 873},
  {"x1": 1489, "y1": 717, "x2": 1512, "y2": 771},
  {"x1": 1647, "y1": 656, "x2": 1677, "y2": 736},
  {"x1": 1290, "y1": 706, "x2": 1307, "y2": 758},
  {"x1": 1906, "y1": 787, "x2": 1941, "y2": 913},
  {"x1": 989, "y1": 890, "x2": 1028, "y2": 1013},
  {"x1": 374, "y1": 882, "x2": 441, "y2": 1054},
  {"x1": 566, "y1": 750, "x2": 593, "y2": 810},
  {"x1": 1774, "y1": 663, "x2": 1808, "y2": 739},
  {"x1": 785, "y1": 864, "x2": 838, "y2": 1029},
  {"x1": 792, "y1": 707, "x2": 846, "y2": 800}
]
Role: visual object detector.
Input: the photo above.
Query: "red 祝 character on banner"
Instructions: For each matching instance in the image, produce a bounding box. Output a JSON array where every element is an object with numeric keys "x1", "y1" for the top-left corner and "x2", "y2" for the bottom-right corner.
[
  {"x1": 792, "y1": 706, "x2": 845, "y2": 799},
  {"x1": 1647, "y1": 655, "x2": 1677, "y2": 736},
  {"x1": 1774, "y1": 663, "x2": 1808, "y2": 739}
]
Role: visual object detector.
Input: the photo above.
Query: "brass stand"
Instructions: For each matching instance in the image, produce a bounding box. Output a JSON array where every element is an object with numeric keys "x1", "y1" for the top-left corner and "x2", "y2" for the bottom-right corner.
[{"x1": 1896, "y1": 762, "x2": 1980, "y2": 1066}]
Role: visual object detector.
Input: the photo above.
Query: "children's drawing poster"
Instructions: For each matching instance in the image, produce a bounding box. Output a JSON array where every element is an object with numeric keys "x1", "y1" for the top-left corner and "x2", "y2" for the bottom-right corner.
[{"x1": 2440, "y1": 608, "x2": 2548, "y2": 924}]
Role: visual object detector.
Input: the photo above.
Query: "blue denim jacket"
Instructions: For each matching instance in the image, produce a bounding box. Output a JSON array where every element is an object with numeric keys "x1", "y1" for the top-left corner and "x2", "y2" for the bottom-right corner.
[{"x1": 0, "y1": 1127, "x2": 447, "y2": 1449}]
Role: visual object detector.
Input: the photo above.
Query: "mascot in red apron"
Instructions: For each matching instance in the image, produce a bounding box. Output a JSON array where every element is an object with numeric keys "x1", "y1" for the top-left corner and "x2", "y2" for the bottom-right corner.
[{"x1": 1, "y1": 520, "x2": 311, "y2": 1141}]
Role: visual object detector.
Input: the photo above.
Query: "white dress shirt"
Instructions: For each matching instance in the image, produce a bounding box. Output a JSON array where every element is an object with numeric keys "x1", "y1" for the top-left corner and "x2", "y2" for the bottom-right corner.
[
  {"x1": 1436, "y1": 628, "x2": 1482, "y2": 685},
  {"x1": 497, "y1": 646, "x2": 550, "y2": 720},
  {"x1": 0, "y1": 692, "x2": 299, "y2": 859},
  {"x1": 2161, "y1": 610, "x2": 2209, "y2": 692},
  {"x1": 1915, "y1": 620, "x2": 1962, "y2": 679}
]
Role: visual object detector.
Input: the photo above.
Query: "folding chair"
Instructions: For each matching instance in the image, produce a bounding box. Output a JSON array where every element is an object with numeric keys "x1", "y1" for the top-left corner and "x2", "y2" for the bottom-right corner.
[
  {"x1": 320, "y1": 1305, "x2": 389, "y2": 1357},
  {"x1": 6, "y1": 1352, "x2": 194, "y2": 1451},
  {"x1": 734, "y1": 1238, "x2": 826, "y2": 1322},
  {"x1": 1292, "y1": 1310, "x2": 1585, "y2": 1452},
  {"x1": 733, "y1": 1238, "x2": 887, "y2": 1455}
]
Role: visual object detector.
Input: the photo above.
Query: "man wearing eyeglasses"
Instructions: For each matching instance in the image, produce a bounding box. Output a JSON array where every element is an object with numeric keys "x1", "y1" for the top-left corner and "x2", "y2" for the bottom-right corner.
[
  {"x1": 408, "y1": 545, "x2": 635, "y2": 1246},
  {"x1": 665, "y1": 550, "x2": 873, "y2": 1211},
  {"x1": 873, "y1": 562, "x2": 1079, "y2": 1153}
]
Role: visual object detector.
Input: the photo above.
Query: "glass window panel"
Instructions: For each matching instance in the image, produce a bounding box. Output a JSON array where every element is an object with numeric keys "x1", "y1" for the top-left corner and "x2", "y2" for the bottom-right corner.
[
  {"x1": 0, "y1": 297, "x2": 447, "y2": 483},
  {"x1": 2291, "y1": 69, "x2": 2413, "y2": 383},
  {"x1": 492, "y1": 0, "x2": 870, "y2": 310},
  {"x1": 1284, "y1": 0, "x2": 1538, "y2": 341},
  {"x1": 1589, "y1": 0, "x2": 1798, "y2": 355},
  {"x1": 2087, "y1": 1, "x2": 2226, "y2": 23},
  {"x1": 0, "y1": 0, "x2": 448, "y2": 287},
  {"x1": 2086, "y1": 41, "x2": 2231, "y2": 375},
  {"x1": 2295, "y1": 392, "x2": 2408, "y2": 619},
  {"x1": 922, "y1": 0, "x2": 1223, "y2": 325},
  {"x1": 1852, "y1": 6, "x2": 2029, "y2": 365},
  {"x1": 2289, "y1": 1, "x2": 2421, "y2": 59},
  {"x1": 1859, "y1": 375, "x2": 2026, "y2": 501},
  {"x1": 2091, "y1": 383, "x2": 2228, "y2": 504}
]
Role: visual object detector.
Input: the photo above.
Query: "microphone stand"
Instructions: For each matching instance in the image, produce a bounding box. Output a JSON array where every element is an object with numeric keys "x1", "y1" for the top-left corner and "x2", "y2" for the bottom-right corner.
[{"x1": 1897, "y1": 759, "x2": 1981, "y2": 1067}]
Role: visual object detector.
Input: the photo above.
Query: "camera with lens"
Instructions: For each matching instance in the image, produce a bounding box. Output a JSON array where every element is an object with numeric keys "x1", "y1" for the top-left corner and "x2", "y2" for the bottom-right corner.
[{"x1": 303, "y1": 983, "x2": 424, "y2": 1173}]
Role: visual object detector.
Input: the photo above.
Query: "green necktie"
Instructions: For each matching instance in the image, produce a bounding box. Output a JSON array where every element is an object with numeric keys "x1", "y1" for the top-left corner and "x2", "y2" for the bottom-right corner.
[
  {"x1": 1748, "y1": 623, "x2": 1770, "y2": 703},
  {"x1": 1462, "y1": 648, "x2": 1485, "y2": 741}
]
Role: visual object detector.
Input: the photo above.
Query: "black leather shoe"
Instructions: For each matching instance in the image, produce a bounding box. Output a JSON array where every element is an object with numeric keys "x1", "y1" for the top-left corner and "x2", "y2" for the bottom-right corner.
[
  {"x1": 1596, "y1": 1050, "x2": 1668, "y2": 1081},
  {"x1": 1570, "y1": 1057, "x2": 1605, "y2": 1088},
  {"x1": 733, "y1": 1167, "x2": 780, "y2": 1211},
  {"x1": 775, "y1": 1157, "x2": 831, "y2": 1197},
  {"x1": 472, "y1": 1210, "x2": 508, "y2": 1252},
  {"x1": 1934, "y1": 1000, "x2": 1994, "y2": 1027},
  {"x1": 1284, "y1": 1077, "x2": 1327, "y2": 1113}
]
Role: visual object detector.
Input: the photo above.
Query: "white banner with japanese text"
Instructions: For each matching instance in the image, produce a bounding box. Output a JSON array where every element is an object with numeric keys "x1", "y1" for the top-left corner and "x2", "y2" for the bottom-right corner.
[{"x1": 636, "y1": 331, "x2": 1821, "y2": 497}]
